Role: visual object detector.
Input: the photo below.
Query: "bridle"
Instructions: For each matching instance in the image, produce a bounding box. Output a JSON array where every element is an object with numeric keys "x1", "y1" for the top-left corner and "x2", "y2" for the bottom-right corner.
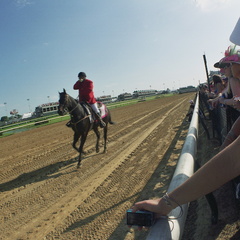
[
  {"x1": 59, "y1": 94, "x2": 76, "y2": 114},
  {"x1": 59, "y1": 93, "x2": 91, "y2": 126}
]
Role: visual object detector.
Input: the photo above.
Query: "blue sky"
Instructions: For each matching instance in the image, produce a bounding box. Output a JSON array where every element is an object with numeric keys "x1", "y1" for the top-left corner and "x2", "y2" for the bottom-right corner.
[{"x1": 0, "y1": 0, "x2": 239, "y2": 116}]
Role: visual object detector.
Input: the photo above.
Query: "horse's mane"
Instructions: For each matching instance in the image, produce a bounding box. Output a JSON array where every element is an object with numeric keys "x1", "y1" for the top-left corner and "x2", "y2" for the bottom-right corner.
[{"x1": 63, "y1": 92, "x2": 78, "y2": 104}]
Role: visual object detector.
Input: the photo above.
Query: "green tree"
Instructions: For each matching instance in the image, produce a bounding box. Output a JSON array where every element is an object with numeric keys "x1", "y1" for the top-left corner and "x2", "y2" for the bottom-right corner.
[{"x1": 1, "y1": 116, "x2": 8, "y2": 122}]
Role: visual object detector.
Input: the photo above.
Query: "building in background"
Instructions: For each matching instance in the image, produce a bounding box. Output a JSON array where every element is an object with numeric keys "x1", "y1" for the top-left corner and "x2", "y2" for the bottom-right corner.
[{"x1": 35, "y1": 102, "x2": 59, "y2": 117}]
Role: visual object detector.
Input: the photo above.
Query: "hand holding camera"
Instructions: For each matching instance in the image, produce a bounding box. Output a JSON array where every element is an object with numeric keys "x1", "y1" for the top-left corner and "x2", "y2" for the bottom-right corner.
[{"x1": 126, "y1": 209, "x2": 155, "y2": 227}]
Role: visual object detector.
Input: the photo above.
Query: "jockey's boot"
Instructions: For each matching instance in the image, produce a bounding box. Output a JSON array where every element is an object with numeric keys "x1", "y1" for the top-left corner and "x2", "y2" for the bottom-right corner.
[
  {"x1": 96, "y1": 113, "x2": 106, "y2": 128},
  {"x1": 66, "y1": 121, "x2": 72, "y2": 128}
]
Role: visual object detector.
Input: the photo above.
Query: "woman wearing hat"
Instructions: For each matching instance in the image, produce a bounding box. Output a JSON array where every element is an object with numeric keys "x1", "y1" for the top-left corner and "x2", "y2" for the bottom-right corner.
[
  {"x1": 209, "y1": 46, "x2": 240, "y2": 110},
  {"x1": 219, "y1": 46, "x2": 240, "y2": 110},
  {"x1": 218, "y1": 47, "x2": 240, "y2": 149},
  {"x1": 207, "y1": 74, "x2": 226, "y2": 109}
]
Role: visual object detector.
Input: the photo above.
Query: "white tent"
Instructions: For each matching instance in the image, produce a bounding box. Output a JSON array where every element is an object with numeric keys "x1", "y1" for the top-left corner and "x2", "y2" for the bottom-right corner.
[
  {"x1": 22, "y1": 112, "x2": 33, "y2": 119},
  {"x1": 230, "y1": 17, "x2": 240, "y2": 45}
]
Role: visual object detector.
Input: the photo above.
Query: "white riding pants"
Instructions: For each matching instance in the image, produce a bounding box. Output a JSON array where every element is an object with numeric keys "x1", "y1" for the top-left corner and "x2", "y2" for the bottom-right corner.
[{"x1": 91, "y1": 103, "x2": 100, "y2": 114}]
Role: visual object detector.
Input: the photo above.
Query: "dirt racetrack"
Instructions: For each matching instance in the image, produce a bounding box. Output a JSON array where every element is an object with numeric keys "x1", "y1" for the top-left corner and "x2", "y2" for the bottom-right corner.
[{"x1": 2, "y1": 93, "x2": 233, "y2": 240}]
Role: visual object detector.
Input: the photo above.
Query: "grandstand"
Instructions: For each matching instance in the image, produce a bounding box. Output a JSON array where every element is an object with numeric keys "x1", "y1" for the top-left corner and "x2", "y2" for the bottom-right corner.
[
  {"x1": 132, "y1": 89, "x2": 157, "y2": 98},
  {"x1": 96, "y1": 95, "x2": 116, "y2": 104},
  {"x1": 35, "y1": 102, "x2": 59, "y2": 117},
  {"x1": 117, "y1": 93, "x2": 133, "y2": 101},
  {"x1": 178, "y1": 86, "x2": 197, "y2": 94}
]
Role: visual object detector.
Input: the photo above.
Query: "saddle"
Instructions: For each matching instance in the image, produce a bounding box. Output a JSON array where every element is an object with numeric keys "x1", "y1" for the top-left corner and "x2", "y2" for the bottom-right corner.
[
  {"x1": 80, "y1": 102, "x2": 94, "y2": 123},
  {"x1": 81, "y1": 102, "x2": 93, "y2": 115},
  {"x1": 80, "y1": 101, "x2": 107, "y2": 122}
]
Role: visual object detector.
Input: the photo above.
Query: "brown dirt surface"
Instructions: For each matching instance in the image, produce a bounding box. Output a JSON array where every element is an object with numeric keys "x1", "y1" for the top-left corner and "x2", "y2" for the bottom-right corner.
[{"x1": 0, "y1": 93, "x2": 239, "y2": 240}]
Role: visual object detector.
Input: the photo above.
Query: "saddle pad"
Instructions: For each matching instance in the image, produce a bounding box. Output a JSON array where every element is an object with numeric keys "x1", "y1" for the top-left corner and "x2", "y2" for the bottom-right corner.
[{"x1": 99, "y1": 103, "x2": 107, "y2": 118}]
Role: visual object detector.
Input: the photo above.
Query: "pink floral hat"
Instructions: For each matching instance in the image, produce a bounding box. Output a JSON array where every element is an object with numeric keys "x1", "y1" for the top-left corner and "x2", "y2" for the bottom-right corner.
[{"x1": 219, "y1": 45, "x2": 240, "y2": 64}]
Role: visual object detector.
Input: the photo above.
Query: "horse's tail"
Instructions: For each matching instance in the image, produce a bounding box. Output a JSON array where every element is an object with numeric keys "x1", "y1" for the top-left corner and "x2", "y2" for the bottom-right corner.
[
  {"x1": 107, "y1": 108, "x2": 116, "y2": 125},
  {"x1": 109, "y1": 120, "x2": 116, "y2": 125}
]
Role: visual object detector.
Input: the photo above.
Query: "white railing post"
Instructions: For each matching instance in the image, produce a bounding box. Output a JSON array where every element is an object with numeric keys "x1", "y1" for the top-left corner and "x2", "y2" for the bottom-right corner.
[{"x1": 147, "y1": 93, "x2": 199, "y2": 240}]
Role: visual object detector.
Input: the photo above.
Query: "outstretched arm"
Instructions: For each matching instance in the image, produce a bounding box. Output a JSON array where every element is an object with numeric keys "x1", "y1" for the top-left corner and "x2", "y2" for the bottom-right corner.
[
  {"x1": 132, "y1": 136, "x2": 240, "y2": 216},
  {"x1": 220, "y1": 116, "x2": 240, "y2": 150}
]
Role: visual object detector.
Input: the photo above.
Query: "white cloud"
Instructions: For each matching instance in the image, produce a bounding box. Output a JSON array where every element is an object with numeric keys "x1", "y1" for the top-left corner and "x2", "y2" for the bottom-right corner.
[
  {"x1": 195, "y1": 0, "x2": 230, "y2": 12},
  {"x1": 15, "y1": 0, "x2": 33, "y2": 8}
]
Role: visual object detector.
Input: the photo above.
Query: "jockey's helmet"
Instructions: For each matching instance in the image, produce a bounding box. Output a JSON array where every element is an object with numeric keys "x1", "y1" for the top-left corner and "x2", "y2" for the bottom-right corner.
[{"x1": 78, "y1": 72, "x2": 87, "y2": 78}]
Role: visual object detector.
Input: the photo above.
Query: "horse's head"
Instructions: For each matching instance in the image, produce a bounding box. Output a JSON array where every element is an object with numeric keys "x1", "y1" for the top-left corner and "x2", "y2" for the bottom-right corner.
[{"x1": 58, "y1": 89, "x2": 69, "y2": 116}]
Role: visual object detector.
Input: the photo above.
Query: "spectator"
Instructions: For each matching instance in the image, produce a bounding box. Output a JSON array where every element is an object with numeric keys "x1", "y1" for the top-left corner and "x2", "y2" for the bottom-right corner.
[
  {"x1": 220, "y1": 47, "x2": 240, "y2": 109},
  {"x1": 212, "y1": 61, "x2": 238, "y2": 108},
  {"x1": 220, "y1": 117, "x2": 240, "y2": 150},
  {"x1": 217, "y1": 46, "x2": 240, "y2": 108},
  {"x1": 212, "y1": 75, "x2": 226, "y2": 95},
  {"x1": 186, "y1": 100, "x2": 195, "y2": 122},
  {"x1": 218, "y1": 47, "x2": 240, "y2": 149},
  {"x1": 199, "y1": 84, "x2": 210, "y2": 111},
  {"x1": 208, "y1": 75, "x2": 226, "y2": 108},
  {"x1": 222, "y1": 77, "x2": 228, "y2": 89},
  {"x1": 207, "y1": 75, "x2": 226, "y2": 111}
]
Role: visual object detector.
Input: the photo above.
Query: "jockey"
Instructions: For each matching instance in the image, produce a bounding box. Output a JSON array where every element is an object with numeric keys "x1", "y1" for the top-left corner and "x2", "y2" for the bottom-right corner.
[{"x1": 73, "y1": 72, "x2": 106, "y2": 128}]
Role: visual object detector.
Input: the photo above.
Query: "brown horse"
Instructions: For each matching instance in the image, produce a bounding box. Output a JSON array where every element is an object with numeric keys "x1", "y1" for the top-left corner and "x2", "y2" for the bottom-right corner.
[{"x1": 58, "y1": 89, "x2": 115, "y2": 168}]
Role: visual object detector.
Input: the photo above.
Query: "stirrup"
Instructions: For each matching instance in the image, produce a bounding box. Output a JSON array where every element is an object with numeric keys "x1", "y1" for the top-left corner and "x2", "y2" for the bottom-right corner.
[
  {"x1": 99, "y1": 120, "x2": 106, "y2": 128},
  {"x1": 66, "y1": 121, "x2": 72, "y2": 127}
]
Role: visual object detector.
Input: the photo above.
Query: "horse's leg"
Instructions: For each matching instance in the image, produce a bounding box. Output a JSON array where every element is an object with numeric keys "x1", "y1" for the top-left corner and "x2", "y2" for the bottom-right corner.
[
  {"x1": 93, "y1": 126, "x2": 100, "y2": 153},
  {"x1": 103, "y1": 123, "x2": 108, "y2": 153},
  {"x1": 77, "y1": 132, "x2": 88, "y2": 168},
  {"x1": 72, "y1": 132, "x2": 81, "y2": 152}
]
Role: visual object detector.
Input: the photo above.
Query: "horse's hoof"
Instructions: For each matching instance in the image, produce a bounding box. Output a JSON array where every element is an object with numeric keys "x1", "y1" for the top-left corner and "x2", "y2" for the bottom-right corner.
[{"x1": 77, "y1": 163, "x2": 81, "y2": 169}]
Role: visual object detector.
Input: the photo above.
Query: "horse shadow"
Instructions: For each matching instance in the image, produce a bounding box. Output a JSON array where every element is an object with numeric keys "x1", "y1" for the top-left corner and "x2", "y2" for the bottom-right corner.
[{"x1": 0, "y1": 157, "x2": 78, "y2": 193}]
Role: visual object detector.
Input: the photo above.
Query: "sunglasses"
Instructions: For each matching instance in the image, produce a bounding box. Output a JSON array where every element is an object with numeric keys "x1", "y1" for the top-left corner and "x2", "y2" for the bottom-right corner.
[
  {"x1": 229, "y1": 62, "x2": 240, "y2": 66},
  {"x1": 223, "y1": 65, "x2": 230, "y2": 69}
]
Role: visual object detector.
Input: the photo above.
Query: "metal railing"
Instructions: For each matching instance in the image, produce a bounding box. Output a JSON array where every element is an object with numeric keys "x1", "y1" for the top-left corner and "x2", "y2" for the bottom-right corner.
[{"x1": 146, "y1": 93, "x2": 199, "y2": 240}]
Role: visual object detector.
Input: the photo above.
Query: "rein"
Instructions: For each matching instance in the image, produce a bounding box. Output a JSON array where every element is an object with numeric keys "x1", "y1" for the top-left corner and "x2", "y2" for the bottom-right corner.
[
  {"x1": 70, "y1": 114, "x2": 91, "y2": 126},
  {"x1": 68, "y1": 104, "x2": 79, "y2": 114}
]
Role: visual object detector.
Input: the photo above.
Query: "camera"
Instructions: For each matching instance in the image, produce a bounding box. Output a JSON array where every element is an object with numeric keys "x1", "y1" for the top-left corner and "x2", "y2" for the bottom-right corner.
[{"x1": 126, "y1": 209, "x2": 155, "y2": 227}]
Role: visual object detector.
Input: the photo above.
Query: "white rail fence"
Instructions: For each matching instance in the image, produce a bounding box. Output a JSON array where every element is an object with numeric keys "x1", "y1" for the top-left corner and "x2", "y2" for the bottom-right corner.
[{"x1": 147, "y1": 93, "x2": 199, "y2": 240}]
